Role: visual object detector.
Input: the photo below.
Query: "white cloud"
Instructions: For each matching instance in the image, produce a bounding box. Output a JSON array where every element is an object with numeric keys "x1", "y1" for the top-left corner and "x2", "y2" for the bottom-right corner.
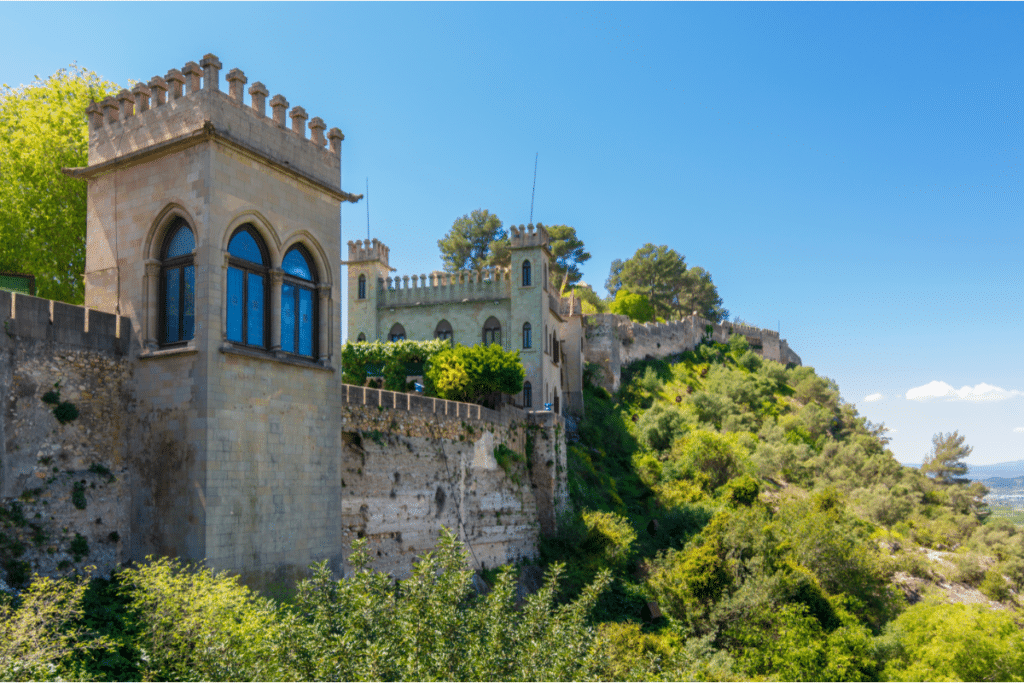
[
  {"x1": 905, "y1": 381, "x2": 1024, "y2": 402},
  {"x1": 863, "y1": 393, "x2": 883, "y2": 402},
  {"x1": 1015, "y1": 427, "x2": 1024, "y2": 434}
]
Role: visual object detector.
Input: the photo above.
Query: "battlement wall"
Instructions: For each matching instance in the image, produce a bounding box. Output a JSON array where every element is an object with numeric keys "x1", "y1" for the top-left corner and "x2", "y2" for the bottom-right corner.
[
  {"x1": 347, "y1": 238, "x2": 391, "y2": 267},
  {"x1": 1, "y1": 291, "x2": 131, "y2": 355},
  {"x1": 510, "y1": 223, "x2": 549, "y2": 249},
  {"x1": 0, "y1": 291, "x2": 136, "y2": 584},
  {"x1": 377, "y1": 268, "x2": 512, "y2": 308},
  {"x1": 584, "y1": 313, "x2": 801, "y2": 392},
  {"x1": 84, "y1": 53, "x2": 345, "y2": 193}
]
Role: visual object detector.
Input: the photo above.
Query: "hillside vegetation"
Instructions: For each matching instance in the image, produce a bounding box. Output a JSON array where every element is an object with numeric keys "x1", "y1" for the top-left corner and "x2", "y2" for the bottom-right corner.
[{"x1": 2, "y1": 335, "x2": 1023, "y2": 681}]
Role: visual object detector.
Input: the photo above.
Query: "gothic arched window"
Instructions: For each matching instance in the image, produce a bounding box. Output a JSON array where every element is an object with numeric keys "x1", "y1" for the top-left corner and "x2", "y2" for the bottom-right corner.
[
  {"x1": 522, "y1": 259, "x2": 532, "y2": 287},
  {"x1": 482, "y1": 317, "x2": 501, "y2": 346},
  {"x1": 357, "y1": 332, "x2": 366, "y2": 342},
  {"x1": 435, "y1": 319, "x2": 453, "y2": 345},
  {"x1": 522, "y1": 322, "x2": 532, "y2": 349},
  {"x1": 523, "y1": 381, "x2": 532, "y2": 408},
  {"x1": 389, "y1": 323, "x2": 406, "y2": 342},
  {"x1": 357, "y1": 274, "x2": 366, "y2": 299},
  {"x1": 281, "y1": 246, "x2": 318, "y2": 358},
  {"x1": 161, "y1": 219, "x2": 195, "y2": 345},
  {"x1": 226, "y1": 225, "x2": 269, "y2": 348}
]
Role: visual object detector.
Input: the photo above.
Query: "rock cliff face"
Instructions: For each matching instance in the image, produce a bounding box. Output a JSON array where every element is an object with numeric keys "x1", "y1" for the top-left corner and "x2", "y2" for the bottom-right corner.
[{"x1": 583, "y1": 313, "x2": 801, "y2": 393}]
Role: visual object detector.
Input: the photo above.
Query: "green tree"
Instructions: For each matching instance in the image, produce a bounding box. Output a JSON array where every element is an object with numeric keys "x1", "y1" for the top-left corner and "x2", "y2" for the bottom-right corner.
[
  {"x1": 921, "y1": 430, "x2": 972, "y2": 485},
  {"x1": 0, "y1": 65, "x2": 120, "y2": 304},
  {"x1": 424, "y1": 343, "x2": 525, "y2": 408},
  {"x1": 618, "y1": 244, "x2": 688, "y2": 321},
  {"x1": 569, "y1": 284, "x2": 607, "y2": 314},
  {"x1": 605, "y1": 258, "x2": 624, "y2": 298},
  {"x1": 609, "y1": 288, "x2": 655, "y2": 323},
  {"x1": 118, "y1": 556, "x2": 287, "y2": 681},
  {"x1": 680, "y1": 266, "x2": 729, "y2": 322},
  {"x1": 437, "y1": 209, "x2": 506, "y2": 272},
  {"x1": 546, "y1": 224, "x2": 591, "y2": 293}
]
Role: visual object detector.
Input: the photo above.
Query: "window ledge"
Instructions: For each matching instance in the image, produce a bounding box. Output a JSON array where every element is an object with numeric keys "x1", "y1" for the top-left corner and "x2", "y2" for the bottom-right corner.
[
  {"x1": 219, "y1": 343, "x2": 334, "y2": 372},
  {"x1": 139, "y1": 345, "x2": 199, "y2": 360}
]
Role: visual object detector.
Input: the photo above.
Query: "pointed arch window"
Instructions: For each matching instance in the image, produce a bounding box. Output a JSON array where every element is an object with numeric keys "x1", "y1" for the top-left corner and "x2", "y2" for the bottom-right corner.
[
  {"x1": 161, "y1": 219, "x2": 195, "y2": 345},
  {"x1": 389, "y1": 323, "x2": 406, "y2": 342},
  {"x1": 357, "y1": 332, "x2": 366, "y2": 342},
  {"x1": 226, "y1": 225, "x2": 269, "y2": 348},
  {"x1": 522, "y1": 259, "x2": 532, "y2": 287},
  {"x1": 281, "y1": 246, "x2": 318, "y2": 358},
  {"x1": 358, "y1": 274, "x2": 367, "y2": 299},
  {"x1": 522, "y1": 322, "x2": 532, "y2": 349},
  {"x1": 523, "y1": 381, "x2": 532, "y2": 408},
  {"x1": 434, "y1": 320, "x2": 453, "y2": 345},
  {"x1": 483, "y1": 317, "x2": 501, "y2": 346}
]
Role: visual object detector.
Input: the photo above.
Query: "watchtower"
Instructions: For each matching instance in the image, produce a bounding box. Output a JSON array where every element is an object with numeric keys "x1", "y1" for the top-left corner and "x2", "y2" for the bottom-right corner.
[
  {"x1": 66, "y1": 53, "x2": 361, "y2": 584},
  {"x1": 345, "y1": 238, "x2": 393, "y2": 342}
]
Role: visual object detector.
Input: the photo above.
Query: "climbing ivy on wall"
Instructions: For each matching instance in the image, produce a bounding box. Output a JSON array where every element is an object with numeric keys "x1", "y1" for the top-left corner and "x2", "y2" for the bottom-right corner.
[{"x1": 341, "y1": 339, "x2": 450, "y2": 390}]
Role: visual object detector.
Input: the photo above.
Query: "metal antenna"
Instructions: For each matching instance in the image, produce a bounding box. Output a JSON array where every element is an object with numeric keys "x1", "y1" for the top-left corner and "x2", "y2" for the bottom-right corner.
[
  {"x1": 529, "y1": 152, "x2": 538, "y2": 224},
  {"x1": 366, "y1": 177, "x2": 370, "y2": 240}
]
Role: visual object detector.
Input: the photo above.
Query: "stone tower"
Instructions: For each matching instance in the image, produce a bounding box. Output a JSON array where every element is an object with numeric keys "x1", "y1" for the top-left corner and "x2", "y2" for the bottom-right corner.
[
  {"x1": 66, "y1": 53, "x2": 361, "y2": 584},
  {"x1": 345, "y1": 239, "x2": 393, "y2": 342}
]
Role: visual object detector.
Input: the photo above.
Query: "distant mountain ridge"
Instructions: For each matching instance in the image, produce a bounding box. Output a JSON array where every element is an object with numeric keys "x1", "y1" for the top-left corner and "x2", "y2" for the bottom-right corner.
[{"x1": 902, "y1": 460, "x2": 1024, "y2": 480}]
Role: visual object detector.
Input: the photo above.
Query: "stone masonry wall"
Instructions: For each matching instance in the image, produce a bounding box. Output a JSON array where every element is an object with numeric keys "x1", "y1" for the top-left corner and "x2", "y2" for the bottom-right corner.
[
  {"x1": 584, "y1": 313, "x2": 802, "y2": 393},
  {"x1": 1, "y1": 289, "x2": 568, "y2": 589},
  {"x1": 1, "y1": 291, "x2": 134, "y2": 585},
  {"x1": 337, "y1": 385, "x2": 567, "y2": 578}
]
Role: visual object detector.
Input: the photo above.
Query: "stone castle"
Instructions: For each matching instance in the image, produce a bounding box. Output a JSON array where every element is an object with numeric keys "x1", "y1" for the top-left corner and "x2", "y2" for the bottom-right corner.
[{"x1": 0, "y1": 53, "x2": 798, "y2": 590}]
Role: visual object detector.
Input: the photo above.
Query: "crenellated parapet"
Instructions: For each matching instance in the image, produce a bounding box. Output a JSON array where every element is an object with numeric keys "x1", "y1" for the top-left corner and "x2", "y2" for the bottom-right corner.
[
  {"x1": 583, "y1": 312, "x2": 801, "y2": 393},
  {"x1": 510, "y1": 223, "x2": 550, "y2": 249},
  {"x1": 78, "y1": 53, "x2": 355, "y2": 198},
  {"x1": 346, "y1": 238, "x2": 390, "y2": 267},
  {"x1": 377, "y1": 267, "x2": 511, "y2": 308}
]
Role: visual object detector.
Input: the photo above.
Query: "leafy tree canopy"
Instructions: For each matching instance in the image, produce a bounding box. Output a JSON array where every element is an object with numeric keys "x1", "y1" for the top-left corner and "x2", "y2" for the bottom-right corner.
[
  {"x1": 608, "y1": 288, "x2": 655, "y2": 323},
  {"x1": 546, "y1": 224, "x2": 591, "y2": 293},
  {"x1": 921, "y1": 430, "x2": 973, "y2": 485},
  {"x1": 608, "y1": 244, "x2": 728, "y2": 323},
  {"x1": 424, "y1": 343, "x2": 525, "y2": 408},
  {"x1": 0, "y1": 65, "x2": 119, "y2": 304},
  {"x1": 437, "y1": 209, "x2": 506, "y2": 272}
]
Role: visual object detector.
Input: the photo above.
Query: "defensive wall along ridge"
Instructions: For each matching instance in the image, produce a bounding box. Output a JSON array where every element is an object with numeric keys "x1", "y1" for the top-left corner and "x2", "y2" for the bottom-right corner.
[
  {"x1": 0, "y1": 290, "x2": 567, "y2": 587},
  {"x1": 584, "y1": 312, "x2": 802, "y2": 393}
]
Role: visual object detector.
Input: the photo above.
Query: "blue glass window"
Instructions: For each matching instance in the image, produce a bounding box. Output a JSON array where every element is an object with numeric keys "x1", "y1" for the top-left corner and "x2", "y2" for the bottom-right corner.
[
  {"x1": 226, "y1": 267, "x2": 244, "y2": 343},
  {"x1": 166, "y1": 224, "x2": 195, "y2": 258},
  {"x1": 281, "y1": 246, "x2": 318, "y2": 358},
  {"x1": 165, "y1": 268, "x2": 180, "y2": 343},
  {"x1": 226, "y1": 226, "x2": 268, "y2": 348},
  {"x1": 522, "y1": 322, "x2": 532, "y2": 349},
  {"x1": 228, "y1": 230, "x2": 264, "y2": 264},
  {"x1": 283, "y1": 249, "x2": 312, "y2": 280},
  {"x1": 357, "y1": 274, "x2": 366, "y2": 299},
  {"x1": 161, "y1": 220, "x2": 196, "y2": 345},
  {"x1": 522, "y1": 259, "x2": 531, "y2": 287}
]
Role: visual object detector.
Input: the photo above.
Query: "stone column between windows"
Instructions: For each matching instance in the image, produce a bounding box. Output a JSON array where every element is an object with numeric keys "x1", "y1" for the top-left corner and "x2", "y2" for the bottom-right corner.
[
  {"x1": 317, "y1": 284, "x2": 331, "y2": 364},
  {"x1": 269, "y1": 268, "x2": 283, "y2": 354},
  {"x1": 144, "y1": 260, "x2": 161, "y2": 349}
]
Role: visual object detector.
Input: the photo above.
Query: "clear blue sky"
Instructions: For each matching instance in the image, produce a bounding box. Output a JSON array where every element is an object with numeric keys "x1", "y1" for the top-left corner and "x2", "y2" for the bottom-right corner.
[{"x1": 3, "y1": 2, "x2": 1021, "y2": 466}]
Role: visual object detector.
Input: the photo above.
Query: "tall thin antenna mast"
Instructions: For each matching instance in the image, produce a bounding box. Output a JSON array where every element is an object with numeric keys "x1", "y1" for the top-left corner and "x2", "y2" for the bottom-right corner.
[
  {"x1": 366, "y1": 177, "x2": 370, "y2": 240},
  {"x1": 529, "y1": 152, "x2": 538, "y2": 224}
]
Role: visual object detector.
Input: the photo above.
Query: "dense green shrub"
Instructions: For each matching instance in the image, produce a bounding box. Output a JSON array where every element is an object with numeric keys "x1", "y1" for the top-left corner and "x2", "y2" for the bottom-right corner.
[
  {"x1": 424, "y1": 343, "x2": 524, "y2": 408},
  {"x1": 340, "y1": 338, "x2": 449, "y2": 388},
  {"x1": 881, "y1": 602, "x2": 1024, "y2": 681}
]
